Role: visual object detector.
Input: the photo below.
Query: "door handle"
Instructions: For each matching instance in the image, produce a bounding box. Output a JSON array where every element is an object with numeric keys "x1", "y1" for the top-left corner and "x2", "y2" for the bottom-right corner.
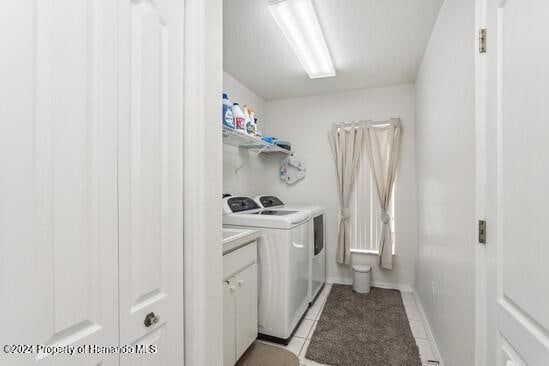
[
  {"x1": 292, "y1": 241, "x2": 305, "y2": 248},
  {"x1": 225, "y1": 278, "x2": 237, "y2": 291},
  {"x1": 144, "y1": 312, "x2": 159, "y2": 327}
]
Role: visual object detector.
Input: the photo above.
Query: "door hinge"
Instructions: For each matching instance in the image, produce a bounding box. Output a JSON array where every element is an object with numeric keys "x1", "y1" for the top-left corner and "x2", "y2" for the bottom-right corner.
[
  {"x1": 479, "y1": 28, "x2": 487, "y2": 53},
  {"x1": 478, "y1": 220, "x2": 487, "y2": 244}
]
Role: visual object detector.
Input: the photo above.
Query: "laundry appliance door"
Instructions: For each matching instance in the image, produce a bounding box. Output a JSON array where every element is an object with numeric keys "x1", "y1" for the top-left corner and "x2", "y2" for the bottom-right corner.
[{"x1": 310, "y1": 214, "x2": 326, "y2": 302}]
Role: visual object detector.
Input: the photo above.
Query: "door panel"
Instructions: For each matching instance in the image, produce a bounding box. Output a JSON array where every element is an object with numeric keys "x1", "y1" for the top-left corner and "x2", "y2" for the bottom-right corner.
[
  {"x1": 485, "y1": 0, "x2": 549, "y2": 364},
  {"x1": 310, "y1": 215, "x2": 325, "y2": 301},
  {"x1": 502, "y1": 339, "x2": 527, "y2": 366},
  {"x1": 498, "y1": 0, "x2": 549, "y2": 333},
  {"x1": 0, "y1": 1, "x2": 118, "y2": 365},
  {"x1": 118, "y1": 0, "x2": 184, "y2": 364},
  {"x1": 235, "y1": 264, "x2": 258, "y2": 360},
  {"x1": 120, "y1": 327, "x2": 171, "y2": 365}
]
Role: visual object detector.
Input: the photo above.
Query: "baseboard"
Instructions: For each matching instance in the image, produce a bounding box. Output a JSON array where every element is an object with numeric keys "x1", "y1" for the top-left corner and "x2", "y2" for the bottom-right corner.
[
  {"x1": 326, "y1": 277, "x2": 413, "y2": 293},
  {"x1": 326, "y1": 276, "x2": 353, "y2": 285},
  {"x1": 412, "y1": 290, "x2": 445, "y2": 366},
  {"x1": 372, "y1": 281, "x2": 414, "y2": 293}
]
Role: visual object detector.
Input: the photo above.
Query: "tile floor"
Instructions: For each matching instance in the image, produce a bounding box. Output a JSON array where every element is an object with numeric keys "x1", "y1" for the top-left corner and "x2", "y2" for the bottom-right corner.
[{"x1": 258, "y1": 284, "x2": 440, "y2": 366}]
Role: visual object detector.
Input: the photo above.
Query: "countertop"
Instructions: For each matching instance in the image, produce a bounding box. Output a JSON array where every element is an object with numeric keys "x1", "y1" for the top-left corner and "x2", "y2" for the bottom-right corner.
[{"x1": 222, "y1": 227, "x2": 260, "y2": 255}]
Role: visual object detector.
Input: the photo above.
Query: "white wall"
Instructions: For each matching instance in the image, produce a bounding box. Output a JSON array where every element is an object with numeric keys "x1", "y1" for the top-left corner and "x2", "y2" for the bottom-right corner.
[
  {"x1": 264, "y1": 84, "x2": 418, "y2": 288},
  {"x1": 223, "y1": 72, "x2": 278, "y2": 196},
  {"x1": 415, "y1": 0, "x2": 476, "y2": 364},
  {"x1": 224, "y1": 72, "x2": 266, "y2": 117}
]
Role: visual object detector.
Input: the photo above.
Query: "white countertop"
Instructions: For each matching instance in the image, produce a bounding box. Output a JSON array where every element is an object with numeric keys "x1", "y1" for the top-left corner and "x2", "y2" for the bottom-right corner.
[{"x1": 222, "y1": 227, "x2": 260, "y2": 255}]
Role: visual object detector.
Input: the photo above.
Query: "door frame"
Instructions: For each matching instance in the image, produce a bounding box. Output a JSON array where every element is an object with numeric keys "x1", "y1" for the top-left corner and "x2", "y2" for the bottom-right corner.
[
  {"x1": 182, "y1": 0, "x2": 223, "y2": 365},
  {"x1": 474, "y1": 0, "x2": 488, "y2": 364}
]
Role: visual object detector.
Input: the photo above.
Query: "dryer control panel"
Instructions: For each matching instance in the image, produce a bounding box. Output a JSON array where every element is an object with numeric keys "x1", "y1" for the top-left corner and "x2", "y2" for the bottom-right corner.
[
  {"x1": 226, "y1": 197, "x2": 261, "y2": 213},
  {"x1": 258, "y1": 195, "x2": 284, "y2": 208}
]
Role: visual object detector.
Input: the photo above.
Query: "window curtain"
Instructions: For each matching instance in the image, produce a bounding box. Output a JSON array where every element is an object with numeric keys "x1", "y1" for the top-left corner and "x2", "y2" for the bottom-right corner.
[
  {"x1": 329, "y1": 124, "x2": 364, "y2": 265},
  {"x1": 363, "y1": 118, "x2": 401, "y2": 270}
]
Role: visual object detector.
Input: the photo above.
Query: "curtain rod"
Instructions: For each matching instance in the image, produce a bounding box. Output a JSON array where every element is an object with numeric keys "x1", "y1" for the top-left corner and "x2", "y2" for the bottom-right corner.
[{"x1": 333, "y1": 118, "x2": 400, "y2": 128}]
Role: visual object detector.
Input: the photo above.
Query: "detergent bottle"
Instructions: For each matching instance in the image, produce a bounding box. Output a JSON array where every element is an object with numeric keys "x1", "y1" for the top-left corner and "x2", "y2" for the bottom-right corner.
[
  {"x1": 232, "y1": 103, "x2": 246, "y2": 133},
  {"x1": 222, "y1": 93, "x2": 234, "y2": 128},
  {"x1": 248, "y1": 107, "x2": 258, "y2": 136},
  {"x1": 244, "y1": 106, "x2": 256, "y2": 136}
]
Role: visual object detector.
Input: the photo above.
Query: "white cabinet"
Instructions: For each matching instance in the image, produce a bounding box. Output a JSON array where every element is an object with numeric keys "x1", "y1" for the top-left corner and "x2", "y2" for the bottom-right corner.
[{"x1": 223, "y1": 242, "x2": 258, "y2": 366}]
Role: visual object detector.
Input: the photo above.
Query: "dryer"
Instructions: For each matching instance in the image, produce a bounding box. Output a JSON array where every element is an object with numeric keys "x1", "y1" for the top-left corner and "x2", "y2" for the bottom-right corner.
[
  {"x1": 223, "y1": 196, "x2": 311, "y2": 344},
  {"x1": 254, "y1": 195, "x2": 326, "y2": 304}
]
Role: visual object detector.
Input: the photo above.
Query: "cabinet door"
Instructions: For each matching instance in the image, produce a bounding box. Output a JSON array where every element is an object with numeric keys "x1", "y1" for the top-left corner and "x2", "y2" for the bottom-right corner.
[
  {"x1": 0, "y1": 1, "x2": 119, "y2": 365},
  {"x1": 118, "y1": 0, "x2": 185, "y2": 364},
  {"x1": 235, "y1": 263, "x2": 258, "y2": 360},
  {"x1": 223, "y1": 279, "x2": 236, "y2": 366}
]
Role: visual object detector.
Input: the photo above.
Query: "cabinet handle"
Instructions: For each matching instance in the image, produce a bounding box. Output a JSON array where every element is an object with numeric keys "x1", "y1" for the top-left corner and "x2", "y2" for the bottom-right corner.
[
  {"x1": 238, "y1": 280, "x2": 244, "y2": 285},
  {"x1": 224, "y1": 280, "x2": 230, "y2": 285},
  {"x1": 144, "y1": 312, "x2": 159, "y2": 327},
  {"x1": 230, "y1": 285, "x2": 236, "y2": 291}
]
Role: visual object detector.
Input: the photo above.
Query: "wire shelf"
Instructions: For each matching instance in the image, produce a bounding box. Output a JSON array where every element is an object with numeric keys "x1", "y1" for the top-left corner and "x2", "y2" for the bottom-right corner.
[{"x1": 222, "y1": 126, "x2": 291, "y2": 155}]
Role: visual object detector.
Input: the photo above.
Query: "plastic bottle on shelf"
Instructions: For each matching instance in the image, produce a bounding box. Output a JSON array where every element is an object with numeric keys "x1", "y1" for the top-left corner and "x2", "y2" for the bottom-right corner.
[
  {"x1": 247, "y1": 107, "x2": 258, "y2": 136},
  {"x1": 254, "y1": 111, "x2": 261, "y2": 137},
  {"x1": 244, "y1": 106, "x2": 256, "y2": 136},
  {"x1": 232, "y1": 103, "x2": 246, "y2": 133},
  {"x1": 222, "y1": 93, "x2": 234, "y2": 128}
]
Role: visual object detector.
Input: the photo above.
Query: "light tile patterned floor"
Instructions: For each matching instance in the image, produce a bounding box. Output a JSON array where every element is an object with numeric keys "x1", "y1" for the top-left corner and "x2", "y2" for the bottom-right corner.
[{"x1": 259, "y1": 284, "x2": 440, "y2": 366}]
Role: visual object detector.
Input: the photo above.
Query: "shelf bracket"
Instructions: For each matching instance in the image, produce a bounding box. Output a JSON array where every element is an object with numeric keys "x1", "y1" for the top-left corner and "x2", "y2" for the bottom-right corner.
[
  {"x1": 255, "y1": 145, "x2": 270, "y2": 155},
  {"x1": 234, "y1": 161, "x2": 248, "y2": 174}
]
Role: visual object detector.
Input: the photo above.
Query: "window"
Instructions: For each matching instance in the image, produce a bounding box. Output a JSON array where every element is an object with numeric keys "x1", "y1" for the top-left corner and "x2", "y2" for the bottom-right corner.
[{"x1": 349, "y1": 157, "x2": 396, "y2": 254}]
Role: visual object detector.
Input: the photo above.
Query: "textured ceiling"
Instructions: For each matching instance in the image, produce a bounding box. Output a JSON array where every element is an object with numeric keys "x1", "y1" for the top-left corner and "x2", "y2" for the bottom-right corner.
[{"x1": 224, "y1": 0, "x2": 443, "y2": 100}]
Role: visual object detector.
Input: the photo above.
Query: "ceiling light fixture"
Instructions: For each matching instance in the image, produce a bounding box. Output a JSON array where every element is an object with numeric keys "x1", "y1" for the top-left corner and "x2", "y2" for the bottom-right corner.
[{"x1": 268, "y1": 0, "x2": 335, "y2": 79}]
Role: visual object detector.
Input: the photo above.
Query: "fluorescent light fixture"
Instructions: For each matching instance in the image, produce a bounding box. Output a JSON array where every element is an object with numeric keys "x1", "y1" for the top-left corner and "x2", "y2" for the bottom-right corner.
[{"x1": 268, "y1": 0, "x2": 335, "y2": 79}]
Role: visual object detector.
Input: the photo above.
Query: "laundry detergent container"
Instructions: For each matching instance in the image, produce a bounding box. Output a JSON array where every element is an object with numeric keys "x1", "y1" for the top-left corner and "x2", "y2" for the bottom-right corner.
[{"x1": 352, "y1": 265, "x2": 371, "y2": 293}]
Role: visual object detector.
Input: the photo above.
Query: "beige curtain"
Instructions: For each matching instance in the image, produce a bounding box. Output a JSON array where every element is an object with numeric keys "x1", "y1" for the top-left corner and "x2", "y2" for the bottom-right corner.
[
  {"x1": 364, "y1": 118, "x2": 401, "y2": 270},
  {"x1": 329, "y1": 124, "x2": 364, "y2": 265}
]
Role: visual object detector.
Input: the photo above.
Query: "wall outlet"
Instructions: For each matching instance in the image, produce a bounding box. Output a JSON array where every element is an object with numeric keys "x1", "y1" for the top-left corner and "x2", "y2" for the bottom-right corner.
[{"x1": 431, "y1": 280, "x2": 435, "y2": 299}]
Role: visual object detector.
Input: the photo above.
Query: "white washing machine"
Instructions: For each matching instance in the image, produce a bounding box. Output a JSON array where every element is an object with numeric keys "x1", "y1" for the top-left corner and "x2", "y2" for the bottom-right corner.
[
  {"x1": 254, "y1": 195, "x2": 326, "y2": 304},
  {"x1": 223, "y1": 196, "x2": 311, "y2": 344}
]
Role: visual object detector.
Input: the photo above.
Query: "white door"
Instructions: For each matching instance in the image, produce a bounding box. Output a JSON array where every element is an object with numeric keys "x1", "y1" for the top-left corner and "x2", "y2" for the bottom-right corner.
[
  {"x1": 0, "y1": 1, "x2": 119, "y2": 365},
  {"x1": 482, "y1": 0, "x2": 549, "y2": 364},
  {"x1": 235, "y1": 263, "x2": 258, "y2": 360},
  {"x1": 118, "y1": 0, "x2": 185, "y2": 364}
]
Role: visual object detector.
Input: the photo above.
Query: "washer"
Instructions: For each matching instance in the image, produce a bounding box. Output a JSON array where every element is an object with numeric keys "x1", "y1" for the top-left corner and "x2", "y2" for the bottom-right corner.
[
  {"x1": 223, "y1": 196, "x2": 311, "y2": 344},
  {"x1": 254, "y1": 195, "x2": 326, "y2": 304}
]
